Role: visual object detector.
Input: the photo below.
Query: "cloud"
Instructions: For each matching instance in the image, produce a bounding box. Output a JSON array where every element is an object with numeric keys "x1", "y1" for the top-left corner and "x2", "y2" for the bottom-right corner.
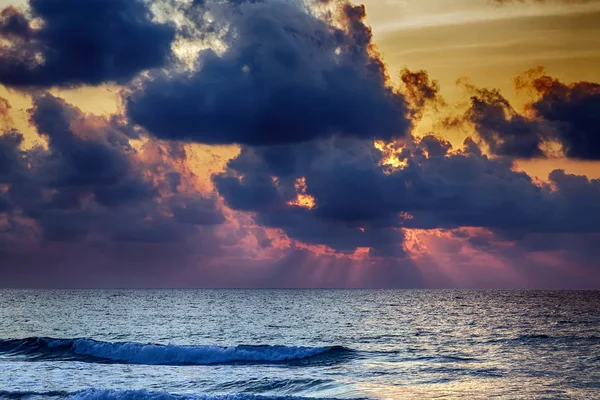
[
  {"x1": 0, "y1": 0, "x2": 175, "y2": 88},
  {"x1": 213, "y1": 138, "x2": 403, "y2": 254},
  {"x1": 459, "y1": 85, "x2": 546, "y2": 158},
  {"x1": 0, "y1": 94, "x2": 224, "y2": 247},
  {"x1": 126, "y1": 0, "x2": 411, "y2": 145},
  {"x1": 213, "y1": 131, "x2": 600, "y2": 266},
  {"x1": 400, "y1": 68, "x2": 444, "y2": 119},
  {"x1": 0, "y1": 130, "x2": 25, "y2": 189},
  {"x1": 526, "y1": 74, "x2": 600, "y2": 160},
  {"x1": 458, "y1": 70, "x2": 600, "y2": 160}
]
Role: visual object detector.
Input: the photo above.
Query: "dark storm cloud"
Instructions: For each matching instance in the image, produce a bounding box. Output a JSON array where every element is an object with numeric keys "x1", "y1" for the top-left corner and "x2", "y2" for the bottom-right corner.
[
  {"x1": 30, "y1": 95, "x2": 149, "y2": 197},
  {"x1": 0, "y1": 131, "x2": 25, "y2": 184},
  {"x1": 213, "y1": 138, "x2": 403, "y2": 254},
  {"x1": 458, "y1": 72, "x2": 600, "y2": 159},
  {"x1": 461, "y1": 87, "x2": 545, "y2": 158},
  {"x1": 126, "y1": 0, "x2": 411, "y2": 145},
  {"x1": 528, "y1": 76, "x2": 600, "y2": 160},
  {"x1": 0, "y1": 0, "x2": 175, "y2": 88},
  {"x1": 0, "y1": 94, "x2": 224, "y2": 245},
  {"x1": 214, "y1": 133, "x2": 600, "y2": 254}
]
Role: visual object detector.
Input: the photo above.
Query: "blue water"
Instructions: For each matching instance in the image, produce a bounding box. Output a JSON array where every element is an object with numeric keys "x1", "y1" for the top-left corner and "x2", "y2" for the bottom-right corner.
[{"x1": 0, "y1": 290, "x2": 598, "y2": 399}]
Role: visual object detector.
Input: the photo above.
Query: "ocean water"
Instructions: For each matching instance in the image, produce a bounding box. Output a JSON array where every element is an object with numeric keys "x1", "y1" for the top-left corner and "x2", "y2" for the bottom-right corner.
[{"x1": 0, "y1": 290, "x2": 598, "y2": 400}]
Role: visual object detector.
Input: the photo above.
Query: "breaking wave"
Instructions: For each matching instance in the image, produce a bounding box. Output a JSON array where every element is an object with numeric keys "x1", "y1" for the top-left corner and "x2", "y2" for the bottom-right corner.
[{"x1": 0, "y1": 337, "x2": 352, "y2": 366}]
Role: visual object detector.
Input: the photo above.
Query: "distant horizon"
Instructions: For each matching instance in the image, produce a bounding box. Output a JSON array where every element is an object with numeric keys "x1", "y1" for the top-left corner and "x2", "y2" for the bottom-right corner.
[{"x1": 2, "y1": 287, "x2": 599, "y2": 291}]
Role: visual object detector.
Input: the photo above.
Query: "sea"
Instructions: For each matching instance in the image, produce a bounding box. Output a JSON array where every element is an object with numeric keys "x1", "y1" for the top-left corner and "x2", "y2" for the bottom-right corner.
[{"x1": 0, "y1": 290, "x2": 598, "y2": 400}]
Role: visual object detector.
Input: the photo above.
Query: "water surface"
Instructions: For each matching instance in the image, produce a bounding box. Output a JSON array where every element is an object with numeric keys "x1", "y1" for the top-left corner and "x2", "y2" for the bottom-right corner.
[{"x1": 0, "y1": 290, "x2": 598, "y2": 399}]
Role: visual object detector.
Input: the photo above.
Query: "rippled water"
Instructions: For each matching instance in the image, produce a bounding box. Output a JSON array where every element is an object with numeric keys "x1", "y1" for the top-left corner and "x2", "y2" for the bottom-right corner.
[{"x1": 0, "y1": 290, "x2": 598, "y2": 399}]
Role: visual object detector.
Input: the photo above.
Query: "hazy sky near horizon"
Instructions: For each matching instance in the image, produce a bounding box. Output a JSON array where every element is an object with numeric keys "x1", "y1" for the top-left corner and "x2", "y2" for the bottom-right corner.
[{"x1": 1, "y1": 0, "x2": 599, "y2": 288}]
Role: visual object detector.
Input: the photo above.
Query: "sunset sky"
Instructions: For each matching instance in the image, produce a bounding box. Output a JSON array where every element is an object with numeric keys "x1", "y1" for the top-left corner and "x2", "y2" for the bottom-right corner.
[{"x1": 1, "y1": 0, "x2": 599, "y2": 288}]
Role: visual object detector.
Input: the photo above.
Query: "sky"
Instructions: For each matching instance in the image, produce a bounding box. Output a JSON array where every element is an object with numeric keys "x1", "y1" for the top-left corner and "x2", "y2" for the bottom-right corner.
[{"x1": 0, "y1": 0, "x2": 599, "y2": 288}]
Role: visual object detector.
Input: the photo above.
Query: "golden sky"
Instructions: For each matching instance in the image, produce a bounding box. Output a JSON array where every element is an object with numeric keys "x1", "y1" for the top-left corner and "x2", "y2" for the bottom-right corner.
[{"x1": 364, "y1": 0, "x2": 600, "y2": 100}]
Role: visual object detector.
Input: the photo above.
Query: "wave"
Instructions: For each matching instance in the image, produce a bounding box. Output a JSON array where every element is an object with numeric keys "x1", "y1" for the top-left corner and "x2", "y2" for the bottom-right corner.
[
  {"x1": 0, "y1": 337, "x2": 351, "y2": 366},
  {"x1": 0, "y1": 390, "x2": 363, "y2": 400}
]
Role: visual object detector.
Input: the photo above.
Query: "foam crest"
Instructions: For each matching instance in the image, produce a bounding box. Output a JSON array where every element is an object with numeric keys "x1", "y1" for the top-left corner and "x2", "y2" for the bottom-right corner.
[{"x1": 0, "y1": 337, "x2": 350, "y2": 366}]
